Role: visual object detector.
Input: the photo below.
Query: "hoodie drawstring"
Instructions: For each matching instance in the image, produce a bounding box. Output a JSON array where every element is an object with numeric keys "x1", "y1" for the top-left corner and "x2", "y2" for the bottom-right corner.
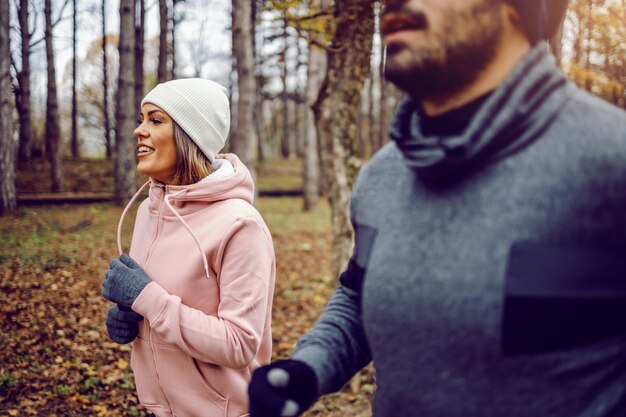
[
  {"x1": 117, "y1": 180, "x2": 151, "y2": 256},
  {"x1": 116, "y1": 180, "x2": 211, "y2": 280},
  {"x1": 164, "y1": 190, "x2": 211, "y2": 280}
]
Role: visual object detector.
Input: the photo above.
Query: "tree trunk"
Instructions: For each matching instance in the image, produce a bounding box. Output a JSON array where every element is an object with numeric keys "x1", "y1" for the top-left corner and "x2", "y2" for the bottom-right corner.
[
  {"x1": 171, "y1": 1, "x2": 182, "y2": 80},
  {"x1": 171, "y1": 3, "x2": 176, "y2": 79},
  {"x1": 378, "y1": 24, "x2": 388, "y2": 151},
  {"x1": 252, "y1": 0, "x2": 267, "y2": 162},
  {"x1": 71, "y1": 0, "x2": 79, "y2": 158},
  {"x1": 0, "y1": 0, "x2": 16, "y2": 214},
  {"x1": 368, "y1": 62, "x2": 375, "y2": 155},
  {"x1": 294, "y1": 102, "x2": 303, "y2": 158},
  {"x1": 230, "y1": 0, "x2": 258, "y2": 187},
  {"x1": 115, "y1": 0, "x2": 137, "y2": 206},
  {"x1": 135, "y1": 0, "x2": 145, "y2": 112},
  {"x1": 313, "y1": 0, "x2": 374, "y2": 277},
  {"x1": 44, "y1": 0, "x2": 64, "y2": 193},
  {"x1": 356, "y1": 81, "x2": 365, "y2": 157},
  {"x1": 584, "y1": 0, "x2": 593, "y2": 91},
  {"x1": 157, "y1": 0, "x2": 169, "y2": 83},
  {"x1": 294, "y1": 37, "x2": 306, "y2": 158},
  {"x1": 302, "y1": 40, "x2": 326, "y2": 211},
  {"x1": 16, "y1": 0, "x2": 33, "y2": 165},
  {"x1": 279, "y1": 18, "x2": 291, "y2": 159},
  {"x1": 102, "y1": 0, "x2": 112, "y2": 159}
]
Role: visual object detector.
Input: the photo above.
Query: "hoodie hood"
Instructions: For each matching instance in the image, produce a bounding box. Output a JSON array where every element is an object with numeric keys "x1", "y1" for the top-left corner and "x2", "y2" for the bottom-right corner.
[
  {"x1": 148, "y1": 153, "x2": 254, "y2": 207},
  {"x1": 390, "y1": 42, "x2": 575, "y2": 182},
  {"x1": 116, "y1": 153, "x2": 255, "y2": 279}
]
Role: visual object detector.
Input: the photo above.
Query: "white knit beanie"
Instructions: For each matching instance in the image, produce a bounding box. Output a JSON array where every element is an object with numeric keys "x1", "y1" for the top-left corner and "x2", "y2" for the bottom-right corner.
[{"x1": 141, "y1": 78, "x2": 230, "y2": 163}]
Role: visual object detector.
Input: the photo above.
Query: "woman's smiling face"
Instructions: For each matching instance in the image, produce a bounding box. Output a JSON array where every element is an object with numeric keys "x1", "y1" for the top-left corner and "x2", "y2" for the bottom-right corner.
[{"x1": 134, "y1": 103, "x2": 178, "y2": 184}]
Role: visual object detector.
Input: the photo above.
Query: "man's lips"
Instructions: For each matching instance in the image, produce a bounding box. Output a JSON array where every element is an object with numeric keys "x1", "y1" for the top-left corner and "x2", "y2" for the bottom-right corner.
[{"x1": 381, "y1": 12, "x2": 427, "y2": 37}]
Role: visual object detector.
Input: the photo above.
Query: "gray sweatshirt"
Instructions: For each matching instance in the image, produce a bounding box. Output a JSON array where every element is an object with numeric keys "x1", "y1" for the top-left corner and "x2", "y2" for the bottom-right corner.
[{"x1": 292, "y1": 43, "x2": 626, "y2": 416}]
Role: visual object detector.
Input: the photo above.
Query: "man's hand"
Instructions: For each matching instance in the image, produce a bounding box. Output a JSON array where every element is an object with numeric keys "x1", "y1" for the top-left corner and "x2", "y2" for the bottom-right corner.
[
  {"x1": 101, "y1": 254, "x2": 151, "y2": 309},
  {"x1": 105, "y1": 304, "x2": 143, "y2": 344},
  {"x1": 249, "y1": 360, "x2": 318, "y2": 417}
]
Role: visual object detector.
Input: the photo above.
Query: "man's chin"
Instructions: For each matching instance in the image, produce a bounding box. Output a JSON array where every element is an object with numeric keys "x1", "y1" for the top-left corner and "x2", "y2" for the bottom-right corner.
[
  {"x1": 384, "y1": 62, "x2": 452, "y2": 100},
  {"x1": 383, "y1": 58, "x2": 422, "y2": 90}
]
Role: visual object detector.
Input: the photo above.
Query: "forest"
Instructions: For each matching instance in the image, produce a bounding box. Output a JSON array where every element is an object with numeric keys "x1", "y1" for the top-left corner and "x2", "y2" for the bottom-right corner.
[{"x1": 0, "y1": 0, "x2": 625, "y2": 416}]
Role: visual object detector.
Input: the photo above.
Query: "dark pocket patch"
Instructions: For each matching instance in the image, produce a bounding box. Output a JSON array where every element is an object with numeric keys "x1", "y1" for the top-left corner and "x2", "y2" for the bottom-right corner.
[{"x1": 502, "y1": 241, "x2": 626, "y2": 355}]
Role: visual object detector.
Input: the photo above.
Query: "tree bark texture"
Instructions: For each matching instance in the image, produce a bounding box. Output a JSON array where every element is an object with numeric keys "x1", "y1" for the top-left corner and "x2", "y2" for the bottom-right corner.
[
  {"x1": 71, "y1": 0, "x2": 79, "y2": 158},
  {"x1": 0, "y1": 0, "x2": 16, "y2": 214},
  {"x1": 135, "y1": 0, "x2": 145, "y2": 112},
  {"x1": 44, "y1": 0, "x2": 64, "y2": 192},
  {"x1": 158, "y1": 0, "x2": 169, "y2": 83},
  {"x1": 368, "y1": 65, "x2": 375, "y2": 155},
  {"x1": 279, "y1": 18, "x2": 291, "y2": 159},
  {"x1": 115, "y1": 0, "x2": 137, "y2": 206},
  {"x1": 253, "y1": 3, "x2": 267, "y2": 163},
  {"x1": 303, "y1": 41, "x2": 326, "y2": 211},
  {"x1": 295, "y1": 37, "x2": 307, "y2": 158},
  {"x1": 102, "y1": 0, "x2": 112, "y2": 159},
  {"x1": 230, "y1": 0, "x2": 258, "y2": 187},
  {"x1": 16, "y1": 0, "x2": 33, "y2": 165},
  {"x1": 313, "y1": 0, "x2": 374, "y2": 277},
  {"x1": 378, "y1": 26, "x2": 388, "y2": 152},
  {"x1": 171, "y1": 2, "x2": 178, "y2": 80}
]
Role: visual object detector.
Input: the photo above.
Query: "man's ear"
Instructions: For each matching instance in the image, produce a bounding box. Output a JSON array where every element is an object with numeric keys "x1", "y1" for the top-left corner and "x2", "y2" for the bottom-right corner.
[
  {"x1": 502, "y1": 2, "x2": 524, "y2": 32},
  {"x1": 501, "y1": 2, "x2": 531, "y2": 42}
]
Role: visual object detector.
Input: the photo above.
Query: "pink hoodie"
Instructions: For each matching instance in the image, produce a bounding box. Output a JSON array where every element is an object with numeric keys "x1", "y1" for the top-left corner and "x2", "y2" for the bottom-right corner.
[{"x1": 117, "y1": 154, "x2": 275, "y2": 417}]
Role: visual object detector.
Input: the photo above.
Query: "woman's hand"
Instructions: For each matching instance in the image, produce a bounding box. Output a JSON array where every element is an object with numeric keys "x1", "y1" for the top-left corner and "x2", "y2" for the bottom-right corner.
[
  {"x1": 106, "y1": 304, "x2": 143, "y2": 344},
  {"x1": 101, "y1": 254, "x2": 151, "y2": 309}
]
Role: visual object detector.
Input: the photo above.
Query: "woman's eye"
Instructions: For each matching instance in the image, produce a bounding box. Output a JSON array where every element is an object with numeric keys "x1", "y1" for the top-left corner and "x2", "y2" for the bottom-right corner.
[
  {"x1": 136, "y1": 119, "x2": 143, "y2": 125},
  {"x1": 151, "y1": 118, "x2": 162, "y2": 125}
]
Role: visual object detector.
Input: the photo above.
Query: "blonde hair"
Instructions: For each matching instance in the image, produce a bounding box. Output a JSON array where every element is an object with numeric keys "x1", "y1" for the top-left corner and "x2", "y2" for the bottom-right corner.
[{"x1": 171, "y1": 122, "x2": 215, "y2": 185}]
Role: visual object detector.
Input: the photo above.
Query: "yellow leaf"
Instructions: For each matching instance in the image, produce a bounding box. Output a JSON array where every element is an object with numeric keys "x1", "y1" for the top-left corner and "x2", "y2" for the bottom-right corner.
[
  {"x1": 313, "y1": 295, "x2": 326, "y2": 305},
  {"x1": 93, "y1": 405, "x2": 109, "y2": 417},
  {"x1": 116, "y1": 358, "x2": 129, "y2": 370},
  {"x1": 71, "y1": 394, "x2": 91, "y2": 404}
]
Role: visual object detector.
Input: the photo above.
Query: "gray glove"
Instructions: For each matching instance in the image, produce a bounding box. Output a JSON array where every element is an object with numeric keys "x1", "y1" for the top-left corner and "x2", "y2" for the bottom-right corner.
[
  {"x1": 106, "y1": 304, "x2": 143, "y2": 344},
  {"x1": 101, "y1": 254, "x2": 151, "y2": 309}
]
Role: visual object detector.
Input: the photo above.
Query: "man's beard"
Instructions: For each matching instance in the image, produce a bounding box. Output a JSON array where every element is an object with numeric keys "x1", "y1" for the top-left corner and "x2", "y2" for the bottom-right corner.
[{"x1": 384, "y1": 0, "x2": 504, "y2": 101}]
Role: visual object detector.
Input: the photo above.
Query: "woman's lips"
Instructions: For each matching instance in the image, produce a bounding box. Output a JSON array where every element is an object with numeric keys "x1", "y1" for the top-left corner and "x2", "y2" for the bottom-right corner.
[{"x1": 137, "y1": 145, "x2": 155, "y2": 157}]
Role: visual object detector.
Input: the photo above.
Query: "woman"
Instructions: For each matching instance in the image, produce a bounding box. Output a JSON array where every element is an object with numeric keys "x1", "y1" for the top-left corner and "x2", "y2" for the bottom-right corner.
[{"x1": 101, "y1": 78, "x2": 276, "y2": 417}]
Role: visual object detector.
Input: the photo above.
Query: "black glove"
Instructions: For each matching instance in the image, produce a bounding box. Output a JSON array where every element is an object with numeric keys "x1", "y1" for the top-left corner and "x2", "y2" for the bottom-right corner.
[
  {"x1": 101, "y1": 254, "x2": 151, "y2": 309},
  {"x1": 249, "y1": 359, "x2": 318, "y2": 417},
  {"x1": 106, "y1": 304, "x2": 143, "y2": 344}
]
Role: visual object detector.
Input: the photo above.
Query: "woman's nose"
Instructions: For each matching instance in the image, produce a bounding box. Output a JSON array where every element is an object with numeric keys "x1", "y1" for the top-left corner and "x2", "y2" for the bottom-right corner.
[{"x1": 134, "y1": 123, "x2": 146, "y2": 138}]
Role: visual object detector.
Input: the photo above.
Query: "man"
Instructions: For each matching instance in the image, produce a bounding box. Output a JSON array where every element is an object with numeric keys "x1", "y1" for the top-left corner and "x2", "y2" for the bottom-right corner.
[{"x1": 249, "y1": 0, "x2": 626, "y2": 416}]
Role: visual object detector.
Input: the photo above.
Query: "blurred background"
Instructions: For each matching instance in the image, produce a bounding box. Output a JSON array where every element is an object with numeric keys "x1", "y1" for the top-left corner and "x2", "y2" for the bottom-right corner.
[{"x1": 0, "y1": 0, "x2": 624, "y2": 415}]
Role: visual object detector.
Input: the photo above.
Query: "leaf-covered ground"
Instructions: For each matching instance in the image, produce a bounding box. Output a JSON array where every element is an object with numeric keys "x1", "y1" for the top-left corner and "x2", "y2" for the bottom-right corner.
[{"x1": 1, "y1": 159, "x2": 373, "y2": 416}]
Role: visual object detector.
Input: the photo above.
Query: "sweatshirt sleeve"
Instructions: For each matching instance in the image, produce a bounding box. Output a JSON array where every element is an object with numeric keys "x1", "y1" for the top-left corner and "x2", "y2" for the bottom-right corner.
[
  {"x1": 291, "y1": 178, "x2": 373, "y2": 395},
  {"x1": 291, "y1": 283, "x2": 372, "y2": 395},
  {"x1": 132, "y1": 216, "x2": 275, "y2": 369}
]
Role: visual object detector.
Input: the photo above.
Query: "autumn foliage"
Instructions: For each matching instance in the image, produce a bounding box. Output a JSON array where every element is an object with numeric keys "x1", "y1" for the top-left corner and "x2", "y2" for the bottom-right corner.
[{"x1": 0, "y1": 160, "x2": 374, "y2": 416}]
